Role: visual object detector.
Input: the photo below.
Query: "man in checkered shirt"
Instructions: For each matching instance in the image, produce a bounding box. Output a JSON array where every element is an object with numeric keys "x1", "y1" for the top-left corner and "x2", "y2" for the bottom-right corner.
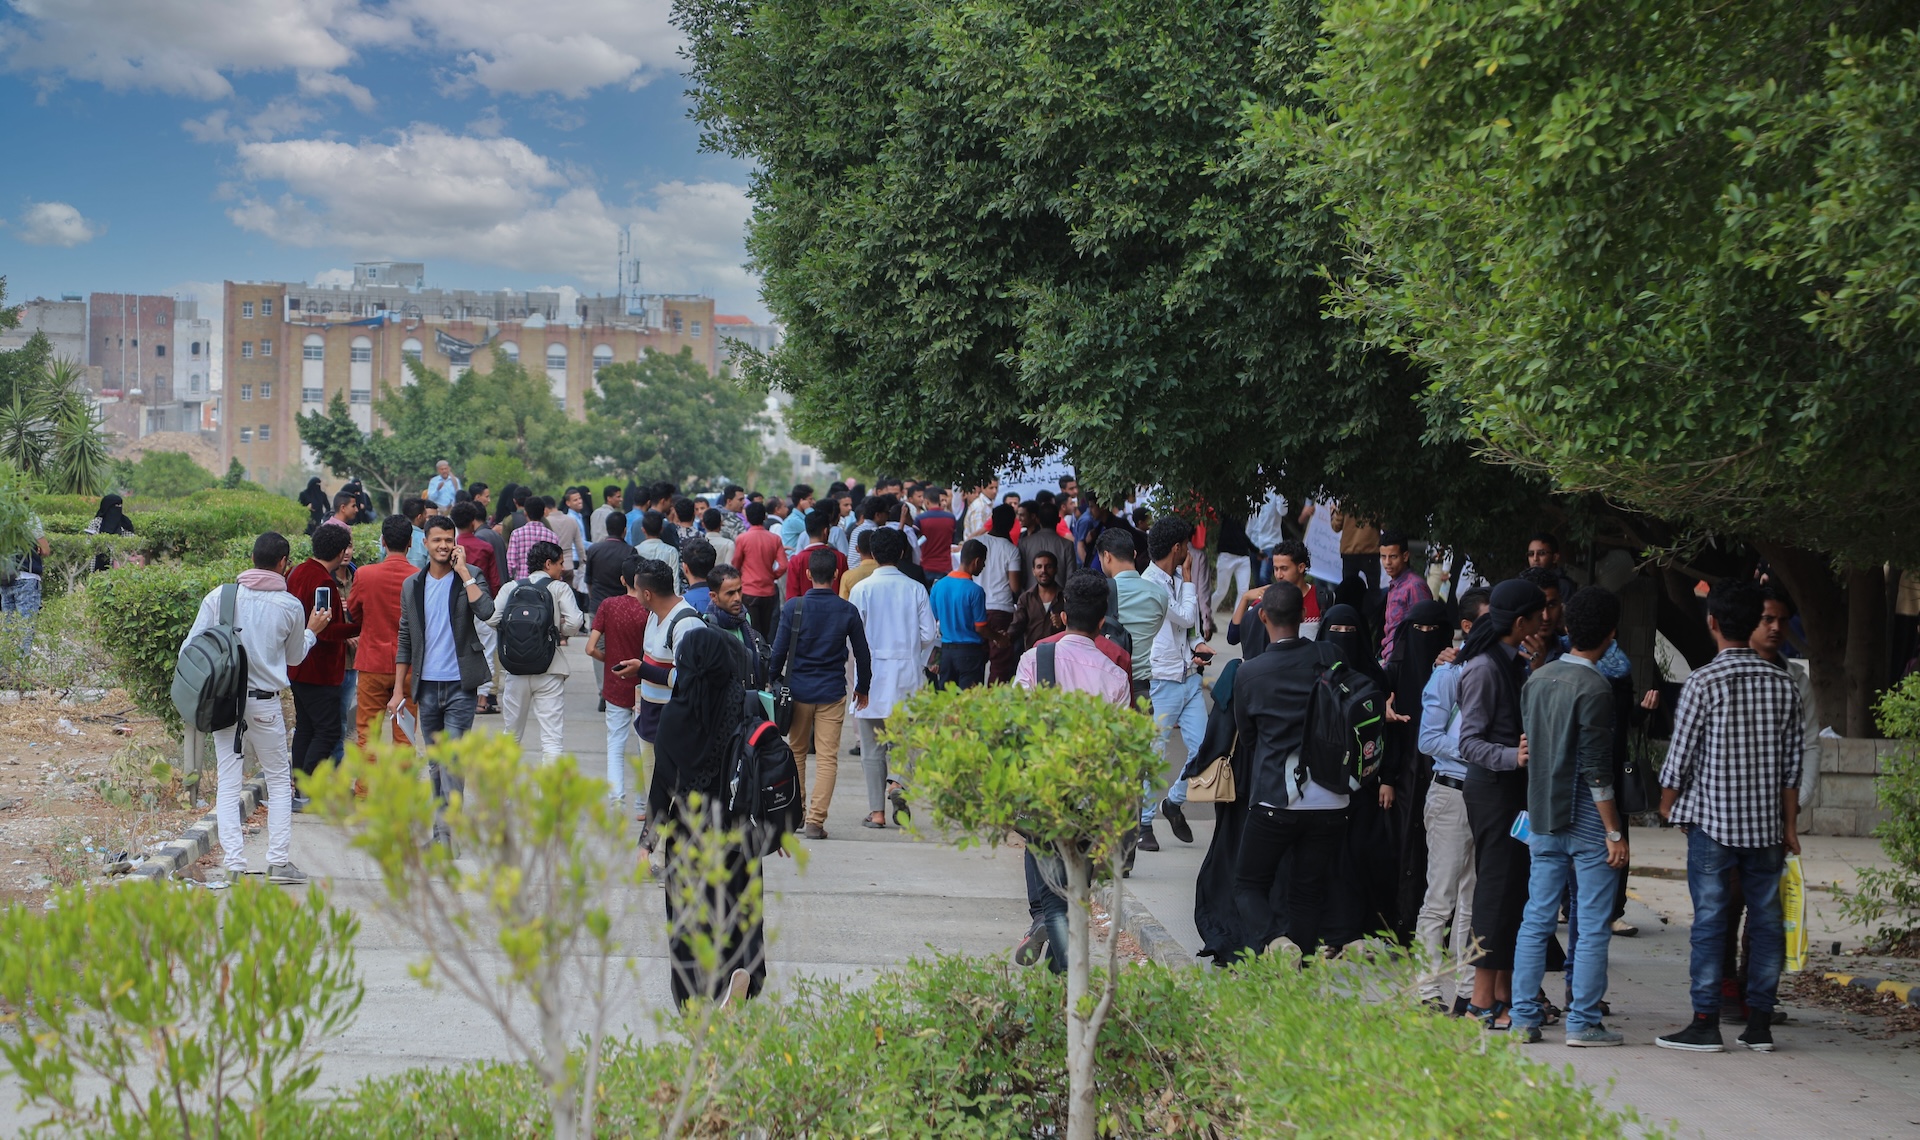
[{"x1": 1655, "y1": 578, "x2": 1803, "y2": 1055}]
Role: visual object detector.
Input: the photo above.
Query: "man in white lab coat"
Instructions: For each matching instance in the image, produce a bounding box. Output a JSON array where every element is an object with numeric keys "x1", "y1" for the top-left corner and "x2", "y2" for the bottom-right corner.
[{"x1": 849, "y1": 526, "x2": 939, "y2": 829}]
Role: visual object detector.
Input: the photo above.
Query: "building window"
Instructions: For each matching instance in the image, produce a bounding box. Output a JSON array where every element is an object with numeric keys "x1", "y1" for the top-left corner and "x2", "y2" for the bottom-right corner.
[
  {"x1": 402, "y1": 337, "x2": 422, "y2": 362},
  {"x1": 350, "y1": 342, "x2": 371, "y2": 364},
  {"x1": 259, "y1": 382, "x2": 272, "y2": 400},
  {"x1": 239, "y1": 427, "x2": 253, "y2": 443},
  {"x1": 240, "y1": 385, "x2": 252, "y2": 401},
  {"x1": 191, "y1": 374, "x2": 203, "y2": 395},
  {"x1": 262, "y1": 299, "x2": 274, "y2": 317},
  {"x1": 302, "y1": 386, "x2": 322, "y2": 403},
  {"x1": 671, "y1": 312, "x2": 683, "y2": 334},
  {"x1": 350, "y1": 390, "x2": 371, "y2": 404},
  {"x1": 242, "y1": 302, "x2": 254, "y2": 319},
  {"x1": 691, "y1": 320, "x2": 702, "y2": 339},
  {"x1": 260, "y1": 338, "x2": 272, "y2": 357},
  {"x1": 592, "y1": 344, "x2": 613, "y2": 372},
  {"x1": 800, "y1": 453, "x2": 811, "y2": 468},
  {"x1": 258, "y1": 425, "x2": 271, "y2": 442},
  {"x1": 498, "y1": 341, "x2": 519, "y2": 362},
  {"x1": 155, "y1": 344, "x2": 166, "y2": 358},
  {"x1": 190, "y1": 341, "x2": 201, "y2": 356},
  {"x1": 240, "y1": 341, "x2": 253, "y2": 359},
  {"x1": 546, "y1": 345, "x2": 567, "y2": 370},
  {"x1": 288, "y1": 298, "x2": 301, "y2": 312},
  {"x1": 302, "y1": 336, "x2": 323, "y2": 361},
  {"x1": 156, "y1": 311, "x2": 168, "y2": 326}
]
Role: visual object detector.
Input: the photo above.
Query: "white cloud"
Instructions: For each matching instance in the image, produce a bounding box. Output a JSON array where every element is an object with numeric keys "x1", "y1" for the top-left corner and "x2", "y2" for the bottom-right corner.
[
  {"x1": 311, "y1": 268, "x2": 354, "y2": 287},
  {"x1": 3, "y1": 0, "x2": 681, "y2": 102},
  {"x1": 183, "y1": 97, "x2": 326, "y2": 144},
  {"x1": 224, "y1": 127, "x2": 756, "y2": 308},
  {"x1": 15, "y1": 201, "x2": 101, "y2": 247}
]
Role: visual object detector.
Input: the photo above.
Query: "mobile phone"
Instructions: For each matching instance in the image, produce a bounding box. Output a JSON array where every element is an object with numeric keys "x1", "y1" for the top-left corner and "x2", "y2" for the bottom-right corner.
[{"x1": 314, "y1": 586, "x2": 332, "y2": 611}]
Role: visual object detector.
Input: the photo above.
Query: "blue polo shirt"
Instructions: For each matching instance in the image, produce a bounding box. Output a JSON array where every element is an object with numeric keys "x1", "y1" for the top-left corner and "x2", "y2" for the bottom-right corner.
[{"x1": 929, "y1": 571, "x2": 987, "y2": 645}]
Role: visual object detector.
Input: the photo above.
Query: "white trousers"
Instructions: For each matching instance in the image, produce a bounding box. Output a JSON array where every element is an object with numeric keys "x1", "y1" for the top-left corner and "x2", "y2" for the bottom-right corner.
[
  {"x1": 1212, "y1": 553, "x2": 1250, "y2": 613},
  {"x1": 475, "y1": 620, "x2": 498, "y2": 698},
  {"x1": 218, "y1": 695, "x2": 292, "y2": 872},
  {"x1": 1416, "y1": 780, "x2": 1478, "y2": 1000},
  {"x1": 604, "y1": 701, "x2": 638, "y2": 802},
  {"x1": 501, "y1": 671, "x2": 569, "y2": 763}
]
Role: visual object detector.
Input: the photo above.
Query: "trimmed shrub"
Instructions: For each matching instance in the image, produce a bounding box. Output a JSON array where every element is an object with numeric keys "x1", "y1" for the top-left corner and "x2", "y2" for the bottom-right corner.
[
  {"x1": 90, "y1": 555, "x2": 247, "y2": 728},
  {"x1": 1844, "y1": 674, "x2": 1920, "y2": 940}
]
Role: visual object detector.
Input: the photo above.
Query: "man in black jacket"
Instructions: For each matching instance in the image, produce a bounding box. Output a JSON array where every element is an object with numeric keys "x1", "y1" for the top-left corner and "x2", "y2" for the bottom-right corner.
[
  {"x1": 770, "y1": 548, "x2": 874, "y2": 841},
  {"x1": 1231, "y1": 581, "x2": 1351, "y2": 961}
]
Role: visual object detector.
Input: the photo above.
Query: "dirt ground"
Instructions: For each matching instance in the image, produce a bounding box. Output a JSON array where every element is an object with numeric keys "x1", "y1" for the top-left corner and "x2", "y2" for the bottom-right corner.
[{"x1": 0, "y1": 690, "x2": 204, "y2": 905}]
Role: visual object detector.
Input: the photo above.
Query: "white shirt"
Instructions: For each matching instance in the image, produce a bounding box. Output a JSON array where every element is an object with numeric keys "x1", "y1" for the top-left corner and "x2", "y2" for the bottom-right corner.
[
  {"x1": 849, "y1": 566, "x2": 938, "y2": 720},
  {"x1": 181, "y1": 582, "x2": 314, "y2": 693},
  {"x1": 486, "y1": 571, "x2": 584, "y2": 676},
  {"x1": 1246, "y1": 490, "x2": 1290, "y2": 553},
  {"x1": 963, "y1": 494, "x2": 992, "y2": 540},
  {"x1": 979, "y1": 534, "x2": 1019, "y2": 613},
  {"x1": 1143, "y1": 562, "x2": 1200, "y2": 682}
]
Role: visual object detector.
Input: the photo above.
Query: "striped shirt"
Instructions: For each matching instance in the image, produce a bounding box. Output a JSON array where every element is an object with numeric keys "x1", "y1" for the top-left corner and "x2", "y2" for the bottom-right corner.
[{"x1": 1659, "y1": 648, "x2": 1804, "y2": 848}]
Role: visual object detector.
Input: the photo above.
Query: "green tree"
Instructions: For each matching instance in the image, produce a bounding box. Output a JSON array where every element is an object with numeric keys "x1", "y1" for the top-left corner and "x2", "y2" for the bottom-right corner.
[
  {"x1": 674, "y1": 0, "x2": 1548, "y2": 548},
  {"x1": 116, "y1": 449, "x2": 217, "y2": 499},
  {"x1": 582, "y1": 347, "x2": 765, "y2": 490},
  {"x1": 1285, "y1": 0, "x2": 1920, "y2": 726},
  {"x1": 449, "y1": 360, "x2": 584, "y2": 489},
  {"x1": 296, "y1": 392, "x2": 438, "y2": 513}
]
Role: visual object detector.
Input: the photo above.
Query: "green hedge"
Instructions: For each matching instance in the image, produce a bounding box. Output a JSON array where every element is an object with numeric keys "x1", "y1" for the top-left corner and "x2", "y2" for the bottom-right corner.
[
  {"x1": 38, "y1": 490, "x2": 307, "y2": 563},
  {"x1": 90, "y1": 557, "x2": 248, "y2": 730},
  {"x1": 290, "y1": 953, "x2": 1635, "y2": 1139}
]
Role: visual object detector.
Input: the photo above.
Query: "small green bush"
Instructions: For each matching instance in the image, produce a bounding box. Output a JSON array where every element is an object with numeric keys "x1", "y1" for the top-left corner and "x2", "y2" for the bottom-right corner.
[
  {"x1": 113, "y1": 449, "x2": 219, "y2": 499},
  {"x1": 1844, "y1": 673, "x2": 1920, "y2": 939},
  {"x1": 90, "y1": 555, "x2": 247, "y2": 728},
  {"x1": 39, "y1": 489, "x2": 306, "y2": 562}
]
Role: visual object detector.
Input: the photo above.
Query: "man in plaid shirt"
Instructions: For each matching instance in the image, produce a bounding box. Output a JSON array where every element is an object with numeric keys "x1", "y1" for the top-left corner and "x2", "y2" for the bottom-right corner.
[
  {"x1": 505, "y1": 497, "x2": 562, "y2": 585},
  {"x1": 1655, "y1": 579, "x2": 1803, "y2": 1055}
]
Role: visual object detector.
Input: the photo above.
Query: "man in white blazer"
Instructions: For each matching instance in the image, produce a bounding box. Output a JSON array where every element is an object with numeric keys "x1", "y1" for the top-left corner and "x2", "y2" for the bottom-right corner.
[{"x1": 849, "y1": 526, "x2": 938, "y2": 829}]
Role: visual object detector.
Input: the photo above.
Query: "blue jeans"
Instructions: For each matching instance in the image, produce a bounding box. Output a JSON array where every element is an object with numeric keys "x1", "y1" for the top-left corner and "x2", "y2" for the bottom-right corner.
[
  {"x1": 935, "y1": 641, "x2": 986, "y2": 690},
  {"x1": 1511, "y1": 829, "x2": 1618, "y2": 1031},
  {"x1": 1143, "y1": 674, "x2": 1205, "y2": 825},
  {"x1": 1685, "y1": 827, "x2": 1785, "y2": 1016},
  {"x1": 0, "y1": 576, "x2": 42, "y2": 659},
  {"x1": 416, "y1": 679, "x2": 475, "y2": 742},
  {"x1": 1024, "y1": 848, "x2": 1068, "y2": 974},
  {"x1": 333, "y1": 669, "x2": 356, "y2": 762}
]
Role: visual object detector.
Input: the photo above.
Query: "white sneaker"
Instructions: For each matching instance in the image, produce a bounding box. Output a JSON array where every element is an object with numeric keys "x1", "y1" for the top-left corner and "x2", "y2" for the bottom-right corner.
[
  {"x1": 720, "y1": 967, "x2": 752, "y2": 1009},
  {"x1": 267, "y1": 862, "x2": 310, "y2": 886}
]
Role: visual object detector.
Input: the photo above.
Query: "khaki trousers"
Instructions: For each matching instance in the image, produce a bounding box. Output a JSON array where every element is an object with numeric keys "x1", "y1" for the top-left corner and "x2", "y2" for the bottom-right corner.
[
  {"x1": 788, "y1": 699, "x2": 846, "y2": 827},
  {"x1": 355, "y1": 671, "x2": 414, "y2": 747}
]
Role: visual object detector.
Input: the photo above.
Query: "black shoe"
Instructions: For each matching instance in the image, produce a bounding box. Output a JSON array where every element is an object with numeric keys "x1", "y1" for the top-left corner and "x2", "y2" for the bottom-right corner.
[
  {"x1": 290, "y1": 792, "x2": 312, "y2": 814},
  {"x1": 1136, "y1": 823, "x2": 1161, "y2": 853},
  {"x1": 1161, "y1": 799, "x2": 1193, "y2": 844},
  {"x1": 1450, "y1": 995, "x2": 1472, "y2": 1018},
  {"x1": 1121, "y1": 828, "x2": 1138, "y2": 878},
  {"x1": 1737, "y1": 1012, "x2": 1775, "y2": 1052},
  {"x1": 1656, "y1": 1013, "x2": 1724, "y2": 1053},
  {"x1": 1513, "y1": 1025, "x2": 1543, "y2": 1044},
  {"x1": 1014, "y1": 920, "x2": 1050, "y2": 967}
]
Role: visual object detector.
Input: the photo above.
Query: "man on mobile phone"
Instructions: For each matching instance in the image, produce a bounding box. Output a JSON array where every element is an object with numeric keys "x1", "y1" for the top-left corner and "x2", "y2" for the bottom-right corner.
[{"x1": 287, "y1": 523, "x2": 361, "y2": 805}]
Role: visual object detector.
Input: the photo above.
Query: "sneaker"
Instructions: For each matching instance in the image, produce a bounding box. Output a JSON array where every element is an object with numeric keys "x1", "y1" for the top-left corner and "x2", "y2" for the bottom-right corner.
[
  {"x1": 801, "y1": 822, "x2": 828, "y2": 840},
  {"x1": 1770, "y1": 1008, "x2": 1788, "y2": 1026},
  {"x1": 1136, "y1": 823, "x2": 1161, "y2": 853},
  {"x1": 719, "y1": 967, "x2": 752, "y2": 1009},
  {"x1": 1611, "y1": 919, "x2": 1639, "y2": 937},
  {"x1": 1656, "y1": 1014, "x2": 1724, "y2": 1053},
  {"x1": 1566, "y1": 1025, "x2": 1625, "y2": 1048},
  {"x1": 290, "y1": 793, "x2": 312, "y2": 814},
  {"x1": 1512, "y1": 1025, "x2": 1543, "y2": 1044},
  {"x1": 267, "y1": 862, "x2": 310, "y2": 886},
  {"x1": 1014, "y1": 920, "x2": 1050, "y2": 967},
  {"x1": 1161, "y1": 799, "x2": 1194, "y2": 844},
  {"x1": 1737, "y1": 1013, "x2": 1775, "y2": 1052}
]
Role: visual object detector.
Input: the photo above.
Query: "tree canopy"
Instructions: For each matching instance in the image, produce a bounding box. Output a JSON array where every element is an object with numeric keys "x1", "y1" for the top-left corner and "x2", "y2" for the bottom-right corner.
[
  {"x1": 582, "y1": 347, "x2": 767, "y2": 489},
  {"x1": 676, "y1": 0, "x2": 1548, "y2": 549},
  {"x1": 1287, "y1": 0, "x2": 1920, "y2": 565}
]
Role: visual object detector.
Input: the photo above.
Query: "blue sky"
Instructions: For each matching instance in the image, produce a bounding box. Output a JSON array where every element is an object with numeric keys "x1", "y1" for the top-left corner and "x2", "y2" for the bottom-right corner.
[{"x1": 0, "y1": 0, "x2": 765, "y2": 321}]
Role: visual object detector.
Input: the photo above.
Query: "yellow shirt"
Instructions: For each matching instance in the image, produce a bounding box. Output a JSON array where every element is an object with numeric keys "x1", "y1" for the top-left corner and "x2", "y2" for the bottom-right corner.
[{"x1": 839, "y1": 560, "x2": 880, "y2": 600}]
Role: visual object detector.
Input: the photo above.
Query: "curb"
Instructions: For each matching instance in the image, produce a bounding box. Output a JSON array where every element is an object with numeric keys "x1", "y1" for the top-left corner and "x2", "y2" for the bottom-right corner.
[
  {"x1": 130, "y1": 776, "x2": 267, "y2": 882},
  {"x1": 1100, "y1": 885, "x2": 1195, "y2": 969},
  {"x1": 1822, "y1": 972, "x2": 1918, "y2": 1009}
]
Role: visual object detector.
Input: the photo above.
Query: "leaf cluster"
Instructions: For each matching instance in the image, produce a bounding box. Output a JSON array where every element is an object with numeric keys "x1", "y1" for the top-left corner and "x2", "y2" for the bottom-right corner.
[
  {"x1": 1844, "y1": 673, "x2": 1920, "y2": 939},
  {"x1": 583, "y1": 348, "x2": 769, "y2": 489}
]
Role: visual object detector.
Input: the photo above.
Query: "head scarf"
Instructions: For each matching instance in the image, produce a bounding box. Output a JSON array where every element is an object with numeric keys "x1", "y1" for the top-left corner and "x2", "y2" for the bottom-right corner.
[
  {"x1": 1457, "y1": 579, "x2": 1547, "y2": 666},
  {"x1": 651, "y1": 625, "x2": 750, "y2": 807},
  {"x1": 1388, "y1": 599, "x2": 1452, "y2": 717},
  {"x1": 493, "y1": 484, "x2": 521, "y2": 526},
  {"x1": 93, "y1": 494, "x2": 131, "y2": 536},
  {"x1": 1321, "y1": 603, "x2": 1386, "y2": 689},
  {"x1": 300, "y1": 478, "x2": 326, "y2": 513}
]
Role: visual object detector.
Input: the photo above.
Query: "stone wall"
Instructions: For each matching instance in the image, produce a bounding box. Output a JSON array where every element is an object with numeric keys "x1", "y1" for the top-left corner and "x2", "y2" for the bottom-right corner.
[{"x1": 1801, "y1": 738, "x2": 1904, "y2": 837}]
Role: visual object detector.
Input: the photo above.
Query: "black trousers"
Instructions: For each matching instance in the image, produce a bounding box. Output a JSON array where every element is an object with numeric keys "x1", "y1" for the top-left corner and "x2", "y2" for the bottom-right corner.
[
  {"x1": 1465, "y1": 766, "x2": 1530, "y2": 971},
  {"x1": 662, "y1": 803, "x2": 767, "y2": 1008},
  {"x1": 289, "y1": 681, "x2": 343, "y2": 779},
  {"x1": 936, "y1": 641, "x2": 987, "y2": 689},
  {"x1": 745, "y1": 593, "x2": 779, "y2": 643},
  {"x1": 1234, "y1": 804, "x2": 1349, "y2": 959}
]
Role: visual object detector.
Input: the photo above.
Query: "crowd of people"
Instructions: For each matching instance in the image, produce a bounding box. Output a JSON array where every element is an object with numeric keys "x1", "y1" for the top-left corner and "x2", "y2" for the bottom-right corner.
[{"x1": 188, "y1": 465, "x2": 1809, "y2": 1038}]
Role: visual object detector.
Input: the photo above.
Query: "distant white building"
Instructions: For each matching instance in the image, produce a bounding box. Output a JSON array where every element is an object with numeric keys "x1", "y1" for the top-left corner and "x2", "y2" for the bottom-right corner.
[
  {"x1": 714, "y1": 316, "x2": 839, "y2": 485},
  {"x1": 173, "y1": 301, "x2": 212, "y2": 430},
  {"x1": 0, "y1": 295, "x2": 88, "y2": 364}
]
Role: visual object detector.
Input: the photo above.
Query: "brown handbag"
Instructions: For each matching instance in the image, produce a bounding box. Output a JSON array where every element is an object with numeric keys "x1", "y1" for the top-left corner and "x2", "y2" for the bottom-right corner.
[{"x1": 1184, "y1": 753, "x2": 1236, "y2": 803}]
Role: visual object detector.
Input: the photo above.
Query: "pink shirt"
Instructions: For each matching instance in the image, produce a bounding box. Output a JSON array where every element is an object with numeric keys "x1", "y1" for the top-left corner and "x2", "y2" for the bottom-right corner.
[
  {"x1": 1015, "y1": 632, "x2": 1131, "y2": 707},
  {"x1": 734, "y1": 526, "x2": 787, "y2": 598}
]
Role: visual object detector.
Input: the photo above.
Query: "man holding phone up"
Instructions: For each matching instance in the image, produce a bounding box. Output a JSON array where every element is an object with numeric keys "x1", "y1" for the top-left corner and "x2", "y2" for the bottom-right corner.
[{"x1": 287, "y1": 523, "x2": 361, "y2": 801}]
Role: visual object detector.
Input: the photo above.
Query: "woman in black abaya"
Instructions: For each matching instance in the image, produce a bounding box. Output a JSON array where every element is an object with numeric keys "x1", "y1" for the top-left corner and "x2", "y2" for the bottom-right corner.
[
  {"x1": 1318, "y1": 603, "x2": 1405, "y2": 948},
  {"x1": 1385, "y1": 600, "x2": 1454, "y2": 940},
  {"x1": 649, "y1": 623, "x2": 765, "y2": 1008}
]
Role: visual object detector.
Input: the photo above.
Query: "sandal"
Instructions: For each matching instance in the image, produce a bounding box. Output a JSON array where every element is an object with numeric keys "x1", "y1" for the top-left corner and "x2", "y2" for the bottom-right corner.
[
  {"x1": 1537, "y1": 994, "x2": 1563, "y2": 1027},
  {"x1": 1476, "y1": 999, "x2": 1512, "y2": 1031},
  {"x1": 863, "y1": 811, "x2": 887, "y2": 829},
  {"x1": 888, "y1": 783, "x2": 911, "y2": 826}
]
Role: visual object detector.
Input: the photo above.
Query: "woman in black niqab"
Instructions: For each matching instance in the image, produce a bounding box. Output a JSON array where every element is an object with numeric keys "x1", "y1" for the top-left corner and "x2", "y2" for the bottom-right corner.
[
  {"x1": 648, "y1": 624, "x2": 766, "y2": 1008},
  {"x1": 1384, "y1": 599, "x2": 1454, "y2": 939},
  {"x1": 299, "y1": 478, "x2": 327, "y2": 532},
  {"x1": 1320, "y1": 602, "x2": 1407, "y2": 946}
]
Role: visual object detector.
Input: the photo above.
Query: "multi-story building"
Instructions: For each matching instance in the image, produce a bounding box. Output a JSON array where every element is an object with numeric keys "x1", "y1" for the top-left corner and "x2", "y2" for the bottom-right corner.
[
  {"x1": 225, "y1": 264, "x2": 719, "y2": 484},
  {"x1": 172, "y1": 301, "x2": 213, "y2": 433},
  {"x1": 0, "y1": 296, "x2": 88, "y2": 364},
  {"x1": 713, "y1": 315, "x2": 836, "y2": 485}
]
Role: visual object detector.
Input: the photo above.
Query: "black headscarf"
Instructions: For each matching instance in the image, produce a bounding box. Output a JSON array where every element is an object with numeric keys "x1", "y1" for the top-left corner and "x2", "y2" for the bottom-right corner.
[
  {"x1": 1457, "y1": 579, "x2": 1547, "y2": 665},
  {"x1": 493, "y1": 483, "x2": 521, "y2": 526},
  {"x1": 1321, "y1": 603, "x2": 1386, "y2": 691},
  {"x1": 300, "y1": 478, "x2": 326, "y2": 515},
  {"x1": 1388, "y1": 599, "x2": 1452, "y2": 720},
  {"x1": 93, "y1": 494, "x2": 132, "y2": 536},
  {"x1": 650, "y1": 625, "x2": 751, "y2": 813}
]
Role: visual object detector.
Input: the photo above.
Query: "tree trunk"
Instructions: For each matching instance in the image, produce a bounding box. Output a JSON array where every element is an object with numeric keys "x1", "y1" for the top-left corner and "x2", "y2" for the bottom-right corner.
[
  {"x1": 1061, "y1": 845, "x2": 1097, "y2": 1140},
  {"x1": 1845, "y1": 565, "x2": 1888, "y2": 737},
  {"x1": 1755, "y1": 541, "x2": 1850, "y2": 731}
]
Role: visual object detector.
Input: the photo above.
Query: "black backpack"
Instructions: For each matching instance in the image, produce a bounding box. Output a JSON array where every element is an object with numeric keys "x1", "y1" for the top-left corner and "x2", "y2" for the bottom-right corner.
[
  {"x1": 1100, "y1": 578, "x2": 1133, "y2": 659},
  {"x1": 728, "y1": 698, "x2": 803, "y2": 837},
  {"x1": 499, "y1": 578, "x2": 560, "y2": 675},
  {"x1": 172, "y1": 583, "x2": 249, "y2": 734},
  {"x1": 1300, "y1": 641, "x2": 1387, "y2": 795}
]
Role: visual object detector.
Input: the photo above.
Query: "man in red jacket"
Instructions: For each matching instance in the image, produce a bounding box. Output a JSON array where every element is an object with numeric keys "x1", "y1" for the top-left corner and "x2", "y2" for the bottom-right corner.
[
  {"x1": 287, "y1": 523, "x2": 361, "y2": 810},
  {"x1": 346, "y1": 515, "x2": 419, "y2": 748}
]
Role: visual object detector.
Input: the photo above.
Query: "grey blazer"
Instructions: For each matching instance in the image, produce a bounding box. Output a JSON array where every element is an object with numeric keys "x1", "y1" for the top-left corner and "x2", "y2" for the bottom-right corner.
[{"x1": 394, "y1": 566, "x2": 496, "y2": 699}]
